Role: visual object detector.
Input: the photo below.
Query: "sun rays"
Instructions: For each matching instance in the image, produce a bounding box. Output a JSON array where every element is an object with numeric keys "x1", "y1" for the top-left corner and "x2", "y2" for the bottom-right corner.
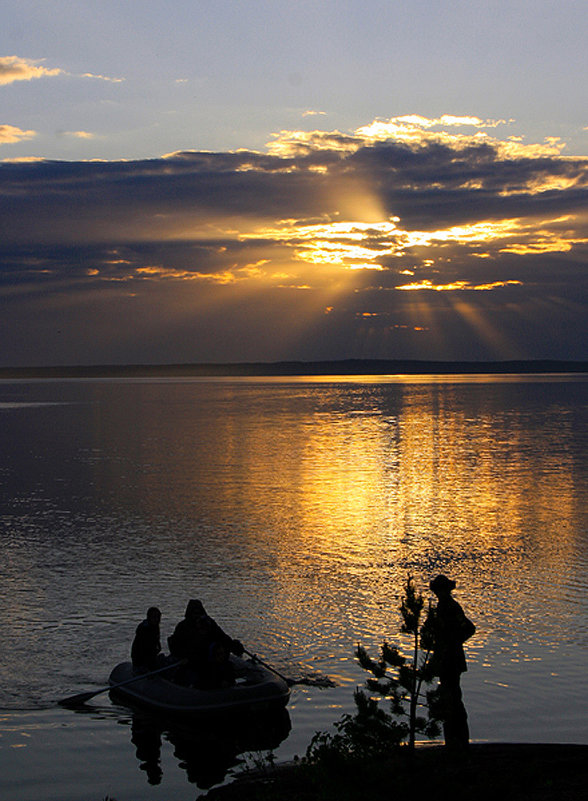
[{"x1": 3, "y1": 113, "x2": 588, "y2": 363}]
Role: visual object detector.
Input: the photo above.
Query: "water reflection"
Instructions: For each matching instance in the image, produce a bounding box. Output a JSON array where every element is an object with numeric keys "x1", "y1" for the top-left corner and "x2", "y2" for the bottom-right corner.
[
  {"x1": 0, "y1": 376, "x2": 587, "y2": 751},
  {"x1": 126, "y1": 706, "x2": 291, "y2": 790}
]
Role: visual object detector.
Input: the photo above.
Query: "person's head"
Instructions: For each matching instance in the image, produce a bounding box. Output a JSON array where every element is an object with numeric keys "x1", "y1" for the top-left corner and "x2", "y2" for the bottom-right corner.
[
  {"x1": 185, "y1": 599, "x2": 206, "y2": 620},
  {"x1": 429, "y1": 574, "x2": 456, "y2": 598},
  {"x1": 146, "y1": 606, "x2": 161, "y2": 626}
]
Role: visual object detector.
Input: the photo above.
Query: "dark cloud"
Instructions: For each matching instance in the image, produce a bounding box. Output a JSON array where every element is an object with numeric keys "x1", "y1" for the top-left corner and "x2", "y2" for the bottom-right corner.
[{"x1": 1, "y1": 122, "x2": 588, "y2": 365}]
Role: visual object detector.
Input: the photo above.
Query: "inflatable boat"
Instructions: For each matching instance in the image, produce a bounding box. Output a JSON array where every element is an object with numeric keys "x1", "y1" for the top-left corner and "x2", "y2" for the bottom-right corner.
[{"x1": 108, "y1": 655, "x2": 291, "y2": 715}]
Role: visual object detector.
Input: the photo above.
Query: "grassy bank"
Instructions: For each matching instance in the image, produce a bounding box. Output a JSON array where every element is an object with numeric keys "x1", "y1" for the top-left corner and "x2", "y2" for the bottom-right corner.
[{"x1": 204, "y1": 743, "x2": 588, "y2": 801}]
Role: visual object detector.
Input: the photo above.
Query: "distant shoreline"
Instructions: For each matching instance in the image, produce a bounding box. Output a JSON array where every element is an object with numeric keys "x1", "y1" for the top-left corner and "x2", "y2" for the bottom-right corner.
[{"x1": 1, "y1": 358, "x2": 587, "y2": 379}]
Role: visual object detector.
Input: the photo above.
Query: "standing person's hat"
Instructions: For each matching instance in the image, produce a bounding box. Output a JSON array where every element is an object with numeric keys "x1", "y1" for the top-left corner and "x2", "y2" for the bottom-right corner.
[{"x1": 430, "y1": 575, "x2": 456, "y2": 593}]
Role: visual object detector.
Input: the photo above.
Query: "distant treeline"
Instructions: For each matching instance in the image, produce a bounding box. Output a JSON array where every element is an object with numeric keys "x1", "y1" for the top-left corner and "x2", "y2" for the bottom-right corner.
[{"x1": 1, "y1": 359, "x2": 587, "y2": 379}]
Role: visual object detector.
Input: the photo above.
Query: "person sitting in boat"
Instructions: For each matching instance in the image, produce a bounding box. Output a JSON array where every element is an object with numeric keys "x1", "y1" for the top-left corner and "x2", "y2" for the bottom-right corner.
[
  {"x1": 167, "y1": 599, "x2": 243, "y2": 686},
  {"x1": 131, "y1": 606, "x2": 163, "y2": 673}
]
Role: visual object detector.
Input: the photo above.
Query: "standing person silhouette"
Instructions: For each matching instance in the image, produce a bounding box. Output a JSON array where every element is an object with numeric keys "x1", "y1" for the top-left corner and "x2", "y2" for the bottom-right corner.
[{"x1": 427, "y1": 575, "x2": 476, "y2": 750}]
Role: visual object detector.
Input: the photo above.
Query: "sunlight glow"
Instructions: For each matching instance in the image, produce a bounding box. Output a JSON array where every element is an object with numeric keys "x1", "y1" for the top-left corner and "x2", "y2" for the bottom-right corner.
[
  {"x1": 396, "y1": 279, "x2": 524, "y2": 292},
  {"x1": 238, "y1": 215, "x2": 574, "y2": 277},
  {"x1": 25, "y1": 111, "x2": 583, "y2": 371},
  {"x1": 450, "y1": 299, "x2": 522, "y2": 357}
]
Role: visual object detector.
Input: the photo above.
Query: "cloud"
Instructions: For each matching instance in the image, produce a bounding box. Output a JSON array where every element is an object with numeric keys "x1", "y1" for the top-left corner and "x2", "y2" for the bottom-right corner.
[
  {"x1": 0, "y1": 55, "x2": 63, "y2": 85},
  {"x1": 395, "y1": 279, "x2": 523, "y2": 292},
  {"x1": 367, "y1": 114, "x2": 508, "y2": 130},
  {"x1": 3, "y1": 117, "x2": 587, "y2": 256},
  {"x1": 1, "y1": 115, "x2": 587, "y2": 363},
  {"x1": 269, "y1": 114, "x2": 565, "y2": 160},
  {"x1": 58, "y1": 130, "x2": 96, "y2": 139},
  {"x1": 0, "y1": 55, "x2": 123, "y2": 86},
  {"x1": 0, "y1": 124, "x2": 36, "y2": 145},
  {"x1": 77, "y1": 71, "x2": 124, "y2": 83},
  {"x1": 1, "y1": 155, "x2": 45, "y2": 163}
]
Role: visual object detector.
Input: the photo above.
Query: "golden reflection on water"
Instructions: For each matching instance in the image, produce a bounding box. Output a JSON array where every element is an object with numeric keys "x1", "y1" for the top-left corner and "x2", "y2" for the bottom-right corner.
[
  {"x1": 1, "y1": 373, "x2": 587, "y2": 758},
  {"x1": 79, "y1": 376, "x2": 585, "y2": 659}
]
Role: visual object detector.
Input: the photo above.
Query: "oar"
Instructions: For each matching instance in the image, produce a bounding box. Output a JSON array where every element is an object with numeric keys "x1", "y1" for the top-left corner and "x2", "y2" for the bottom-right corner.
[
  {"x1": 243, "y1": 649, "x2": 336, "y2": 688},
  {"x1": 244, "y1": 648, "x2": 296, "y2": 686},
  {"x1": 58, "y1": 659, "x2": 186, "y2": 707}
]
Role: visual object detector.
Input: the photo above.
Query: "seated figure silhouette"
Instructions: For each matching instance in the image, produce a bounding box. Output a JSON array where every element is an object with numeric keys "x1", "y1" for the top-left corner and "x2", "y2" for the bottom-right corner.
[
  {"x1": 426, "y1": 575, "x2": 476, "y2": 750},
  {"x1": 168, "y1": 599, "x2": 243, "y2": 686},
  {"x1": 131, "y1": 606, "x2": 163, "y2": 673}
]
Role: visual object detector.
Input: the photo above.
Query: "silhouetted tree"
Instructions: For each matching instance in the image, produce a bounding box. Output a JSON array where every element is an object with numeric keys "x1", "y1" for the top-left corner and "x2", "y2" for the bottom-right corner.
[
  {"x1": 356, "y1": 576, "x2": 441, "y2": 749},
  {"x1": 307, "y1": 576, "x2": 440, "y2": 764}
]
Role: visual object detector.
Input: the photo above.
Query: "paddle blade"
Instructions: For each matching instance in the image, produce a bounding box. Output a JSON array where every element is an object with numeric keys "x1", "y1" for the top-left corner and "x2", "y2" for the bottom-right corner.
[{"x1": 58, "y1": 689, "x2": 101, "y2": 707}]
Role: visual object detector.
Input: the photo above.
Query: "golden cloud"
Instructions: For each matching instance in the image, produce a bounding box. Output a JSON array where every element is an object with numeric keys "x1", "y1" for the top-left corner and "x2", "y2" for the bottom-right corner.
[
  {"x1": 267, "y1": 129, "x2": 361, "y2": 156},
  {"x1": 0, "y1": 55, "x2": 63, "y2": 85},
  {"x1": 61, "y1": 131, "x2": 96, "y2": 139},
  {"x1": 3, "y1": 114, "x2": 588, "y2": 322},
  {"x1": 238, "y1": 214, "x2": 580, "y2": 276},
  {"x1": 78, "y1": 72, "x2": 124, "y2": 83},
  {"x1": 133, "y1": 260, "x2": 272, "y2": 285},
  {"x1": 268, "y1": 114, "x2": 570, "y2": 161},
  {"x1": 1, "y1": 155, "x2": 45, "y2": 163},
  {"x1": 0, "y1": 124, "x2": 36, "y2": 145},
  {"x1": 0, "y1": 55, "x2": 123, "y2": 86},
  {"x1": 395, "y1": 279, "x2": 524, "y2": 292}
]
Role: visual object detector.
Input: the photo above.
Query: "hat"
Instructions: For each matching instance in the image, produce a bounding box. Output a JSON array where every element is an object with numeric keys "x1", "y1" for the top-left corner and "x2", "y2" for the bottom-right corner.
[{"x1": 429, "y1": 574, "x2": 456, "y2": 593}]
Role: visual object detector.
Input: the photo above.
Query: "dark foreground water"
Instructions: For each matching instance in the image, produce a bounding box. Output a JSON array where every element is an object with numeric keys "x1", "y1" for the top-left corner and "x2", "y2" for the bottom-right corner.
[{"x1": 1, "y1": 374, "x2": 587, "y2": 800}]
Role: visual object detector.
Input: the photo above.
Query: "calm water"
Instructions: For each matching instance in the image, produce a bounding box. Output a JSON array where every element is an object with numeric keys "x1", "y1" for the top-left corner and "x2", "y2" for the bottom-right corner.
[{"x1": 1, "y1": 374, "x2": 587, "y2": 800}]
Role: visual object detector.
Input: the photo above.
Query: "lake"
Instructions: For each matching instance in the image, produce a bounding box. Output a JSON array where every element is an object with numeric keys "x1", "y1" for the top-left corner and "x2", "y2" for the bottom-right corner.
[{"x1": 1, "y1": 374, "x2": 587, "y2": 800}]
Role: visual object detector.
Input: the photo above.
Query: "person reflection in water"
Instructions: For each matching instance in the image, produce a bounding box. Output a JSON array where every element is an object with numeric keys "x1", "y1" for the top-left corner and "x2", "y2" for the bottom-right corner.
[
  {"x1": 426, "y1": 575, "x2": 476, "y2": 750},
  {"x1": 131, "y1": 606, "x2": 163, "y2": 673},
  {"x1": 131, "y1": 713, "x2": 163, "y2": 785},
  {"x1": 168, "y1": 599, "x2": 244, "y2": 687}
]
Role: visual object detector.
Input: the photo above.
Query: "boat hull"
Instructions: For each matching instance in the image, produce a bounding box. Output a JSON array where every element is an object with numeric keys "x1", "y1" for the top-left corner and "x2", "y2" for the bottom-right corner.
[{"x1": 108, "y1": 656, "x2": 291, "y2": 715}]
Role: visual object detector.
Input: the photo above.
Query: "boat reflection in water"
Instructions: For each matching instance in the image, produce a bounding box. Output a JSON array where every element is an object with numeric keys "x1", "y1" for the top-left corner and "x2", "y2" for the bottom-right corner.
[
  {"x1": 104, "y1": 653, "x2": 292, "y2": 788},
  {"x1": 126, "y1": 704, "x2": 291, "y2": 789}
]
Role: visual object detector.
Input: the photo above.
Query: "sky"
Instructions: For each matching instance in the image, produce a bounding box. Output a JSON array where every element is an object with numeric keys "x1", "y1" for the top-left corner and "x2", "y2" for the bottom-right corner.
[{"x1": 1, "y1": 0, "x2": 588, "y2": 366}]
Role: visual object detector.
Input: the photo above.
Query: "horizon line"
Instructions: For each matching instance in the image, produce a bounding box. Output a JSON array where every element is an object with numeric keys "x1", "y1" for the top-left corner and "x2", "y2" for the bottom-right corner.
[{"x1": 1, "y1": 358, "x2": 587, "y2": 379}]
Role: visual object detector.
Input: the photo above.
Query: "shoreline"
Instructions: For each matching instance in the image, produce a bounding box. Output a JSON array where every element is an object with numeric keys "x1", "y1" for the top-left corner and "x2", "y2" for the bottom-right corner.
[
  {"x1": 204, "y1": 742, "x2": 588, "y2": 801},
  {"x1": 1, "y1": 358, "x2": 587, "y2": 379}
]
